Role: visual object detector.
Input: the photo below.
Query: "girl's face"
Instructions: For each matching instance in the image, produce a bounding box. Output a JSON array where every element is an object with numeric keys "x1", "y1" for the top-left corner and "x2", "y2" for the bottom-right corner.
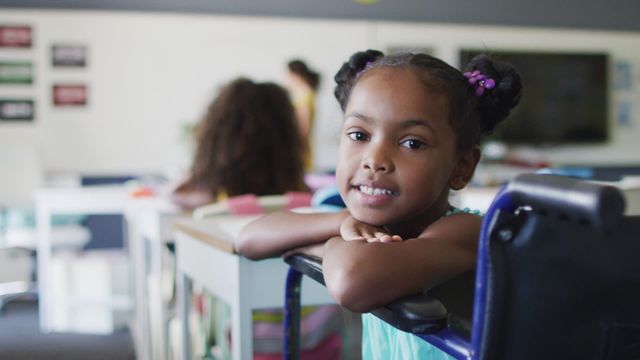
[{"x1": 336, "y1": 67, "x2": 468, "y2": 235}]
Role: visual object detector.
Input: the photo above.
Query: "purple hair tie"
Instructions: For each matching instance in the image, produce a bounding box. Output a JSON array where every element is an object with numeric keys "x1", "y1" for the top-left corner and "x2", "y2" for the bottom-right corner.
[
  {"x1": 464, "y1": 70, "x2": 496, "y2": 96},
  {"x1": 356, "y1": 61, "x2": 375, "y2": 76}
]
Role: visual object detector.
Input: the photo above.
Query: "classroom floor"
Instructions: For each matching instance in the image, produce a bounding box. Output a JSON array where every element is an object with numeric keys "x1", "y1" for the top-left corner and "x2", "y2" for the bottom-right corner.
[{"x1": 0, "y1": 299, "x2": 135, "y2": 360}]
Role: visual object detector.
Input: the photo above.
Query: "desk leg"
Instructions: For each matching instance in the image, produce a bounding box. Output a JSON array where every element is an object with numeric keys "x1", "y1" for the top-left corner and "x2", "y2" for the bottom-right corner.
[
  {"x1": 128, "y1": 219, "x2": 150, "y2": 360},
  {"x1": 177, "y1": 269, "x2": 193, "y2": 360},
  {"x1": 35, "y1": 203, "x2": 51, "y2": 332},
  {"x1": 150, "y1": 234, "x2": 168, "y2": 360},
  {"x1": 231, "y1": 259, "x2": 254, "y2": 360},
  {"x1": 230, "y1": 294, "x2": 253, "y2": 360}
]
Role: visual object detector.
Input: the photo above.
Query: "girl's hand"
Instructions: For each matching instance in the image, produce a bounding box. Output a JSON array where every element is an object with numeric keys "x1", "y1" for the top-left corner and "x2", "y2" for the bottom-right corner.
[
  {"x1": 282, "y1": 243, "x2": 325, "y2": 259},
  {"x1": 340, "y1": 215, "x2": 403, "y2": 243}
]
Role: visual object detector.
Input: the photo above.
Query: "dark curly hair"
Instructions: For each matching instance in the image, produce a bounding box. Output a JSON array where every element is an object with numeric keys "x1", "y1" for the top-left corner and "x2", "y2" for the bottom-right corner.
[
  {"x1": 334, "y1": 50, "x2": 522, "y2": 152},
  {"x1": 188, "y1": 78, "x2": 307, "y2": 199},
  {"x1": 288, "y1": 59, "x2": 321, "y2": 91}
]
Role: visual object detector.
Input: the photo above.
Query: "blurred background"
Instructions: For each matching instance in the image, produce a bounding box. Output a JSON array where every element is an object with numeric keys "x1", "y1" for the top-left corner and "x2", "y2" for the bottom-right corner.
[{"x1": 0, "y1": 1, "x2": 639, "y2": 359}]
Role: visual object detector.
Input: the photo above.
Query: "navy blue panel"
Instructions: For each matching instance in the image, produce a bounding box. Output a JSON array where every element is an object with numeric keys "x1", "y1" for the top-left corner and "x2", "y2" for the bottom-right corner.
[
  {"x1": 82, "y1": 215, "x2": 124, "y2": 250},
  {"x1": 80, "y1": 175, "x2": 137, "y2": 250}
]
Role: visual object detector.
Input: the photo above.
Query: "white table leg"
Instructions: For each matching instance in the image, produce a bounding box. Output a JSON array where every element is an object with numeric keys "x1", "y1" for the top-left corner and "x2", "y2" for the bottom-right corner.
[
  {"x1": 35, "y1": 202, "x2": 51, "y2": 333},
  {"x1": 177, "y1": 269, "x2": 193, "y2": 360},
  {"x1": 128, "y1": 217, "x2": 150, "y2": 360},
  {"x1": 231, "y1": 291, "x2": 253, "y2": 360},
  {"x1": 149, "y1": 229, "x2": 168, "y2": 360}
]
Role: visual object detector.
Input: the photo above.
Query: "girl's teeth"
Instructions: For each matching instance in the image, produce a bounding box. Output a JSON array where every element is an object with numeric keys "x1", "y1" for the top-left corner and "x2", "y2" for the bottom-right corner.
[{"x1": 359, "y1": 185, "x2": 393, "y2": 196}]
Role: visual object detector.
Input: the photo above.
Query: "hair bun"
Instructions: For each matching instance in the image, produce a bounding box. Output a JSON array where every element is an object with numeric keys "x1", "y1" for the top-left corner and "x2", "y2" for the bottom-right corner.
[
  {"x1": 334, "y1": 49, "x2": 384, "y2": 110},
  {"x1": 464, "y1": 54, "x2": 523, "y2": 134},
  {"x1": 288, "y1": 59, "x2": 321, "y2": 91}
]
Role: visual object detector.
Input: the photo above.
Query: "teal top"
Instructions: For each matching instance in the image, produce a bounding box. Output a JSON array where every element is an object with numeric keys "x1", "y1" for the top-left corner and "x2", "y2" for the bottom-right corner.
[
  {"x1": 361, "y1": 313, "x2": 455, "y2": 359},
  {"x1": 360, "y1": 206, "x2": 482, "y2": 360}
]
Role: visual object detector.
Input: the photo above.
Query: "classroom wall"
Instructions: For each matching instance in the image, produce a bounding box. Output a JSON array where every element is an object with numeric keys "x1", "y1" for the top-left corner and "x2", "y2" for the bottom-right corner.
[{"x1": 1, "y1": 9, "x2": 639, "y2": 177}]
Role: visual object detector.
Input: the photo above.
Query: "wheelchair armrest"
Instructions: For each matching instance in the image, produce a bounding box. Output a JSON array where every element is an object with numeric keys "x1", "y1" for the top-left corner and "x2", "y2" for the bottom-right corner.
[
  {"x1": 372, "y1": 294, "x2": 448, "y2": 335},
  {"x1": 284, "y1": 254, "x2": 448, "y2": 335},
  {"x1": 506, "y1": 173, "x2": 625, "y2": 232},
  {"x1": 284, "y1": 254, "x2": 325, "y2": 285}
]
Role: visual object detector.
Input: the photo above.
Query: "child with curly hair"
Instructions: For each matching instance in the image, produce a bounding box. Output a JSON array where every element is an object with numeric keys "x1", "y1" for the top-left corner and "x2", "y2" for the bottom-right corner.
[{"x1": 171, "y1": 77, "x2": 307, "y2": 209}]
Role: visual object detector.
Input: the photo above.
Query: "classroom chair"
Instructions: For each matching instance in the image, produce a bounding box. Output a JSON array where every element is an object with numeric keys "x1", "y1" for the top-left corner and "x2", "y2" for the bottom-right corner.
[{"x1": 283, "y1": 173, "x2": 640, "y2": 359}]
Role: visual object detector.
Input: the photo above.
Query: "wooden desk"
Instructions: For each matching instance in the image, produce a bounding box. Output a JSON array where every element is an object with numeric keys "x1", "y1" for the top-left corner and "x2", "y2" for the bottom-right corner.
[{"x1": 173, "y1": 216, "x2": 334, "y2": 360}]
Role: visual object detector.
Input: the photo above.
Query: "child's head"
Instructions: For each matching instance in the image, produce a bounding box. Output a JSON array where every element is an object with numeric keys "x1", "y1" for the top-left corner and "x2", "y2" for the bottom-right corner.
[
  {"x1": 333, "y1": 50, "x2": 522, "y2": 233},
  {"x1": 189, "y1": 77, "x2": 306, "y2": 199},
  {"x1": 287, "y1": 59, "x2": 321, "y2": 92}
]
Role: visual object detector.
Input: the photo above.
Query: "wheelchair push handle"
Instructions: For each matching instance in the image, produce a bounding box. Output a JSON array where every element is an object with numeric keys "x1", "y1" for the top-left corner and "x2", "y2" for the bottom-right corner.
[{"x1": 503, "y1": 173, "x2": 626, "y2": 232}]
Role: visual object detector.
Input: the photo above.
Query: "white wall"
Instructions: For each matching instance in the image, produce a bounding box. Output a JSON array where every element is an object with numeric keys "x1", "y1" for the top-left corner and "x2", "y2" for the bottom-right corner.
[{"x1": 1, "y1": 9, "x2": 639, "y2": 177}]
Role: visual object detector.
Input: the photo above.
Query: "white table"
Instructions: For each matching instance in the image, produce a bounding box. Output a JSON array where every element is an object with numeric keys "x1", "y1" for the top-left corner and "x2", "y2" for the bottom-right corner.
[
  {"x1": 124, "y1": 195, "x2": 187, "y2": 360},
  {"x1": 35, "y1": 185, "x2": 130, "y2": 333},
  {"x1": 174, "y1": 216, "x2": 334, "y2": 360}
]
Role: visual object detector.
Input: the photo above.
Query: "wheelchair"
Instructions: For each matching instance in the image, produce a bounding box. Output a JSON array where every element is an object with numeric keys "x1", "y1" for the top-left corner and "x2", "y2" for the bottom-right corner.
[{"x1": 283, "y1": 173, "x2": 640, "y2": 359}]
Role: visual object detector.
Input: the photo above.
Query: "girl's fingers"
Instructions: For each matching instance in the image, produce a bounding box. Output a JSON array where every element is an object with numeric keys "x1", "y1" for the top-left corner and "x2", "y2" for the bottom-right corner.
[
  {"x1": 373, "y1": 231, "x2": 388, "y2": 238},
  {"x1": 341, "y1": 229, "x2": 357, "y2": 239},
  {"x1": 378, "y1": 234, "x2": 393, "y2": 243},
  {"x1": 372, "y1": 234, "x2": 403, "y2": 243},
  {"x1": 346, "y1": 236, "x2": 366, "y2": 241},
  {"x1": 359, "y1": 228, "x2": 375, "y2": 242},
  {"x1": 341, "y1": 226, "x2": 365, "y2": 241}
]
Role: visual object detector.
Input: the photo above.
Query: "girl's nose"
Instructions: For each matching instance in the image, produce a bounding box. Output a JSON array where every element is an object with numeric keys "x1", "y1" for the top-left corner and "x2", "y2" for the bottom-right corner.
[{"x1": 362, "y1": 143, "x2": 394, "y2": 173}]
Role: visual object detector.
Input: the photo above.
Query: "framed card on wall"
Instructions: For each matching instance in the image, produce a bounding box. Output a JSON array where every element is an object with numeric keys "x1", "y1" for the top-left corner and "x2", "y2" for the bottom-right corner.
[
  {"x1": 0, "y1": 61, "x2": 33, "y2": 84},
  {"x1": 0, "y1": 25, "x2": 32, "y2": 48},
  {"x1": 52, "y1": 44, "x2": 87, "y2": 67},
  {"x1": 52, "y1": 84, "x2": 88, "y2": 106},
  {"x1": 0, "y1": 99, "x2": 34, "y2": 122}
]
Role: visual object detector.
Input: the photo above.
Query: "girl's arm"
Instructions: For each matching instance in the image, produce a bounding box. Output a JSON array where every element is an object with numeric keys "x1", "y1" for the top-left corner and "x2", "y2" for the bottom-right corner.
[
  {"x1": 322, "y1": 213, "x2": 481, "y2": 313},
  {"x1": 235, "y1": 209, "x2": 349, "y2": 260}
]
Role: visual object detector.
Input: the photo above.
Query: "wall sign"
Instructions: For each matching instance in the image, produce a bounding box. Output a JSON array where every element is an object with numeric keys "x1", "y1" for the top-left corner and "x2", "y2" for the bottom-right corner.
[
  {"x1": 53, "y1": 84, "x2": 88, "y2": 106},
  {"x1": 52, "y1": 44, "x2": 87, "y2": 67},
  {"x1": 0, "y1": 25, "x2": 32, "y2": 48},
  {"x1": 0, "y1": 61, "x2": 33, "y2": 84},
  {"x1": 0, "y1": 99, "x2": 34, "y2": 121}
]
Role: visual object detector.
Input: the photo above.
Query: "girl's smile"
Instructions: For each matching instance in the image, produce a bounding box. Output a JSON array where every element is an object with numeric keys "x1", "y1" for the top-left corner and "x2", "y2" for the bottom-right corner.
[{"x1": 352, "y1": 182, "x2": 399, "y2": 206}]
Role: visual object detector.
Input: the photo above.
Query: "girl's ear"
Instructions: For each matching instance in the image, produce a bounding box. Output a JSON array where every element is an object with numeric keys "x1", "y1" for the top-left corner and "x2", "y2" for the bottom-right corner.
[{"x1": 449, "y1": 146, "x2": 481, "y2": 190}]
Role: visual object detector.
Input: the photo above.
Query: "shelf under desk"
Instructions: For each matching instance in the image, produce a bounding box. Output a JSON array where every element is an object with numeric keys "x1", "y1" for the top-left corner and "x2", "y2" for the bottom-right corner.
[{"x1": 173, "y1": 216, "x2": 334, "y2": 360}]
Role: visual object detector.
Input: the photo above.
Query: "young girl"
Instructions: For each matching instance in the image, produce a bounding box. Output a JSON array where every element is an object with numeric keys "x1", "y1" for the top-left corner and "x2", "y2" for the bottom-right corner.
[
  {"x1": 238, "y1": 49, "x2": 522, "y2": 358},
  {"x1": 171, "y1": 77, "x2": 307, "y2": 209}
]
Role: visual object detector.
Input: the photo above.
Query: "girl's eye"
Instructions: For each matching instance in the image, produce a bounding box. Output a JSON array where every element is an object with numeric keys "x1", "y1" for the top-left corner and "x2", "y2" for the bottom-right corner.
[
  {"x1": 400, "y1": 139, "x2": 425, "y2": 149},
  {"x1": 348, "y1": 131, "x2": 368, "y2": 142}
]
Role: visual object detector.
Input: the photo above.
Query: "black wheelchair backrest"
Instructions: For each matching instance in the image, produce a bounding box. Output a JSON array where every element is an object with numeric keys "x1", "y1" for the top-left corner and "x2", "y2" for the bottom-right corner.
[{"x1": 477, "y1": 174, "x2": 640, "y2": 360}]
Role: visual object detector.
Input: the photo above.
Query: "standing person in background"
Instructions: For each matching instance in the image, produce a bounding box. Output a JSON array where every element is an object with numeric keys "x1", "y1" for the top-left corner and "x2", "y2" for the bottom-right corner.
[
  {"x1": 171, "y1": 77, "x2": 307, "y2": 210},
  {"x1": 286, "y1": 59, "x2": 321, "y2": 171}
]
